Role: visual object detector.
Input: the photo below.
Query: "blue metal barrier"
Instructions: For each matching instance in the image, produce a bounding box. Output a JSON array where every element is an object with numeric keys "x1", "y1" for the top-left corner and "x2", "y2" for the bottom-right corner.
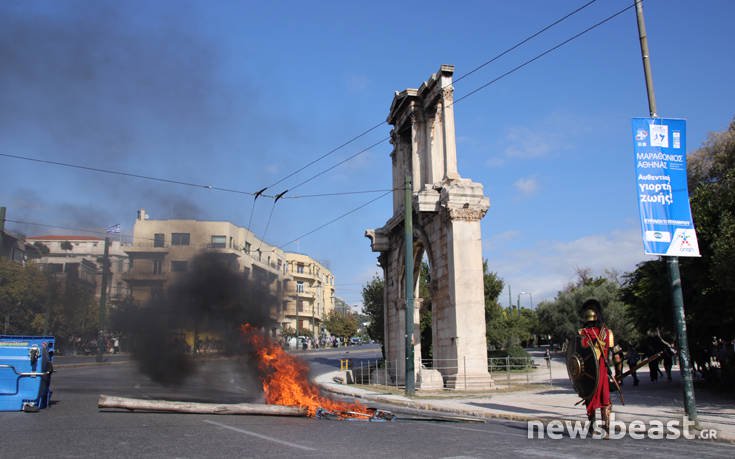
[{"x1": 0, "y1": 335, "x2": 55, "y2": 411}]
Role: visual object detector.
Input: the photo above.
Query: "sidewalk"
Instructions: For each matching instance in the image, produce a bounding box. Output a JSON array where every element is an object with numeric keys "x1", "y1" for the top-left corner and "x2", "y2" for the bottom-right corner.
[{"x1": 315, "y1": 350, "x2": 735, "y2": 443}]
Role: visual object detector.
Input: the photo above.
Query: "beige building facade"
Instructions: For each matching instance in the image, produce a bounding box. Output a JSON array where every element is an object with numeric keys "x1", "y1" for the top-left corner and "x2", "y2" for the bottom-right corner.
[
  {"x1": 26, "y1": 235, "x2": 130, "y2": 303},
  {"x1": 283, "y1": 252, "x2": 335, "y2": 337},
  {"x1": 124, "y1": 209, "x2": 333, "y2": 336}
]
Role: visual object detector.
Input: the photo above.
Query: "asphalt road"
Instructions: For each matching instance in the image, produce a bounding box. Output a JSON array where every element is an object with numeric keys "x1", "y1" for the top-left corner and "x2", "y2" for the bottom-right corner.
[{"x1": 0, "y1": 348, "x2": 732, "y2": 458}]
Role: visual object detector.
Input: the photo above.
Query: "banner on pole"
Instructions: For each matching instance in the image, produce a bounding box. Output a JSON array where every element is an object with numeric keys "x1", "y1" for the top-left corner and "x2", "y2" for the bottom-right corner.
[{"x1": 632, "y1": 118, "x2": 700, "y2": 257}]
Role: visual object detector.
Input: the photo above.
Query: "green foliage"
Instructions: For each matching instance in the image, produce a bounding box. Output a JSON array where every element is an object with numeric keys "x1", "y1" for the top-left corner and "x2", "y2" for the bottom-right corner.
[
  {"x1": 60, "y1": 241, "x2": 73, "y2": 251},
  {"x1": 620, "y1": 260, "x2": 672, "y2": 335},
  {"x1": 419, "y1": 261, "x2": 432, "y2": 360},
  {"x1": 482, "y1": 261, "x2": 507, "y2": 349},
  {"x1": 324, "y1": 310, "x2": 358, "y2": 339},
  {"x1": 536, "y1": 271, "x2": 636, "y2": 346},
  {"x1": 0, "y1": 258, "x2": 98, "y2": 341},
  {"x1": 33, "y1": 241, "x2": 50, "y2": 256},
  {"x1": 361, "y1": 274, "x2": 384, "y2": 344},
  {"x1": 280, "y1": 325, "x2": 297, "y2": 338}
]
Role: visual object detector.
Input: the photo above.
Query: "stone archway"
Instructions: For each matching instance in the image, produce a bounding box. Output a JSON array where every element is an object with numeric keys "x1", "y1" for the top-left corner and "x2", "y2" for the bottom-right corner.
[{"x1": 365, "y1": 65, "x2": 494, "y2": 390}]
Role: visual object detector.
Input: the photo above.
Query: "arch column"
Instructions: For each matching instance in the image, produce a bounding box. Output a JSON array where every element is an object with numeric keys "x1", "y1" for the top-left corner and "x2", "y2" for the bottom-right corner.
[{"x1": 366, "y1": 65, "x2": 494, "y2": 390}]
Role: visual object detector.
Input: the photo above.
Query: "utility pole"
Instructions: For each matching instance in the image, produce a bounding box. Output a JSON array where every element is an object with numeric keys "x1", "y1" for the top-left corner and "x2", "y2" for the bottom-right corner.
[
  {"x1": 96, "y1": 237, "x2": 111, "y2": 362},
  {"x1": 404, "y1": 175, "x2": 415, "y2": 396},
  {"x1": 634, "y1": 0, "x2": 698, "y2": 425}
]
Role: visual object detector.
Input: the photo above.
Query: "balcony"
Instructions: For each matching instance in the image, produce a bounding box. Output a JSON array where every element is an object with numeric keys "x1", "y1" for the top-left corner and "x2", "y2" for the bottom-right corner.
[
  {"x1": 288, "y1": 290, "x2": 316, "y2": 299},
  {"x1": 121, "y1": 271, "x2": 167, "y2": 283},
  {"x1": 203, "y1": 244, "x2": 241, "y2": 260}
]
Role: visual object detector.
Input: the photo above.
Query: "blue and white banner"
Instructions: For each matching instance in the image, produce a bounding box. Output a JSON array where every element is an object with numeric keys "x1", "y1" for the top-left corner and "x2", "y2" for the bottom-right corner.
[
  {"x1": 632, "y1": 118, "x2": 700, "y2": 257},
  {"x1": 106, "y1": 223, "x2": 121, "y2": 234}
]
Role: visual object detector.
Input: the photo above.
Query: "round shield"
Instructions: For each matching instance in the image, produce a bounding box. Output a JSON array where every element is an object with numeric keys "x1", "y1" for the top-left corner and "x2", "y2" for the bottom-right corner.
[{"x1": 566, "y1": 334, "x2": 599, "y2": 400}]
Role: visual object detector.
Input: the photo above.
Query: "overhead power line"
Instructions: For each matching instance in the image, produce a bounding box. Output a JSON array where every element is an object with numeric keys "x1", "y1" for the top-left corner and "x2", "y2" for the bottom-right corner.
[
  {"x1": 0, "y1": 0, "x2": 605, "y2": 203},
  {"x1": 277, "y1": 190, "x2": 392, "y2": 249},
  {"x1": 4, "y1": 2, "x2": 632, "y2": 250},
  {"x1": 258, "y1": 0, "x2": 613, "y2": 194},
  {"x1": 451, "y1": 0, "x2": 598, "y2": 86},
  {"x1": 452, "y1": 2, "x2": 636, "y2": 106},
  {"x1": 4, "y1": 218, "x2": 138, "y2": 241},
  {"x1": 265, "y1": 121, "x2": 387, "y2": 190},
  {"x1": 0, "y1": 152, "x2": 255, "y2": 196},
  {"x1": 0, "y1": 152, "x2": 391, "y2": 201}
]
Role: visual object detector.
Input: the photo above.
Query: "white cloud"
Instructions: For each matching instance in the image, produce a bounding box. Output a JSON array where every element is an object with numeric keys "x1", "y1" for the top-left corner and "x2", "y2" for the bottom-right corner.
[
  {"x1": 485, "y1": 156, "x2": 505, "y2": 168},
  {"x1": 486, "y1": 226, "x2": 656, "y2": 305},
  {"x1": 504, "y1": 126, "x2": 554, "y2": 159},
  {"x1": 499, "y1": 111, "x2": 581, "y2": 161},
  {"x1": 513, "y1": 176, "x2": 539, "y2": 195}
]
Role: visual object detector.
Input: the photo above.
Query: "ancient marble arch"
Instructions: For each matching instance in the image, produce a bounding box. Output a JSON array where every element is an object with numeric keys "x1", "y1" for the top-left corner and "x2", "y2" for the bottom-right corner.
[{"x1": 366, "y1": 65, "x2": 494, "y2": 390}]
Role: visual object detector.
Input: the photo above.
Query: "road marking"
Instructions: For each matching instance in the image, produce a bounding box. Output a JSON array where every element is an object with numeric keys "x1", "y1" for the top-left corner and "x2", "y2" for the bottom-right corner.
[{"x1": 203, "y1": 419, "x2": 316, "y2": 451}]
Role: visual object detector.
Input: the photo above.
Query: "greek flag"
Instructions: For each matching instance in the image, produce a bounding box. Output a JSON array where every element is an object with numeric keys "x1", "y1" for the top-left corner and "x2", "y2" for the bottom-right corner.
[{"x1": 106, "y1": 224, "x2": 121, "y2": 234}]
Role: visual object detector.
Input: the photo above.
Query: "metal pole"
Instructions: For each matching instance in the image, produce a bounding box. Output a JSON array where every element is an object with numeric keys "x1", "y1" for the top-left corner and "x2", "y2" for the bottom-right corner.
[
  {"x1": 635, "y1": 0, "x2": 657, "y2": 117},
  {"x1": 96, "y1": 237, "x2": 110, "y2": 362},
  {"x1": 634, "y1": 0, "x2": 697, "y2": 424},
  {"x1": 508, "y1": 285, "x2": 512, "y2": 309},
  {"x1": 98, "y1": 237, "x2": 110, "y2": 329},
  {"x1": 668, "y1": 257, "x2": 699, "y2": 423},
  {"x1": 404, "y1": 174, "x2": 415, "y2": 396}
]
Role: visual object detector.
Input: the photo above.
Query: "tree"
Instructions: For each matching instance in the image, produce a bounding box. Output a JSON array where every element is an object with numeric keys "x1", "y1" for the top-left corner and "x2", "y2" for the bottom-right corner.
[
  {"x1": 0, "y1": 258, "x2": 48, "y2": 334},
  {"x1": 482, "y1": 260, "x2": 507, "y2": 349},
  {"x1": 323, "y1": 310, "x2": 358, "y2": 339},
  {"x1": 536, "y1": 270, "x2": 635, "y2": 346},
  {"x1": 361, "y1": 274, "x2": 384, "y2": 344}
]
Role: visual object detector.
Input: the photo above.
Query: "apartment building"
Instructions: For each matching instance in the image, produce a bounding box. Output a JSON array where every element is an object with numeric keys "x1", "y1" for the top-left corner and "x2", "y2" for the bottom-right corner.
[
  {"x1": 283, "y1": 252, "x2": 335, "y2": 337},
  {"x1": 124, "y1": 209, "x2": 333, "y2": 336},
  {"x1": 0, "y1": 207, "x2": 28, "y2": 264},
  {"x1": 25, "y1": 235, "x2": 129, "y2": 303}
]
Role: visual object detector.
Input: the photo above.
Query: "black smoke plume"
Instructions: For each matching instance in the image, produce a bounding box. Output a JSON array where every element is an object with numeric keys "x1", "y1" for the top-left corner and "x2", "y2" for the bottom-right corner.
[{"x1": 112, "y1": 252, "x2": 276, "y2": 386}]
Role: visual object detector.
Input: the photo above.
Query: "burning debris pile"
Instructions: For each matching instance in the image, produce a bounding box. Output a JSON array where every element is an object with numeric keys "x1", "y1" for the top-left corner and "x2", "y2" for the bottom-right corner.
[
  {"x1": 241, "y1": 323, "x2": 381, "y2": 420},
  {"x1": 105, "y1": 254, "x2": 392, "y2": 421}
]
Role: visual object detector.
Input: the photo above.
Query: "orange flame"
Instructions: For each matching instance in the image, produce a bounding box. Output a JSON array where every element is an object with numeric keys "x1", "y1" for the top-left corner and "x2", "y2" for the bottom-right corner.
[{"x1": 241, "y1": 323, "x2": 370, "y2": 418}]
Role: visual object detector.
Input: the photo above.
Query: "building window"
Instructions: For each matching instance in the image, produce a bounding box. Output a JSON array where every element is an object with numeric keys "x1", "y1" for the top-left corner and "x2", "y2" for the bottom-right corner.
[
  {"x1": 211, "y1": 235, "x2": 226, "y2": 248},
  {"x1": 153, "y1": 259, "x2": 163, "y2": 274},
  {"x1": 171, "y1": 233, "x2": 190, "y2": 246},
  {"x1": 244, "y1": 242, "x2": 251, "y2": 254},
  {"x1": 296, "y1": 281, "x2": 304, "y2": 293},
  {"x1": 154, "y1": 233, "x2": 165, "y2": 248},
  {"x1": 297, "y1": 300, "x2": 304, "y2": 313},
  {"x1": 171, "y1": 261, "x2": 188, "y2": 272},
  {"x1": 297, "y1": 263, "x2": 304, "y2": 274}
]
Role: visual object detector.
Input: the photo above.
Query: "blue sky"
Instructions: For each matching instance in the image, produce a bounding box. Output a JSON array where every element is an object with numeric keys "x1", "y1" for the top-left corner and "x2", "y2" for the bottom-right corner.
[{"x1": 1, "y1": 0, "x2": 733, "y2": 309}]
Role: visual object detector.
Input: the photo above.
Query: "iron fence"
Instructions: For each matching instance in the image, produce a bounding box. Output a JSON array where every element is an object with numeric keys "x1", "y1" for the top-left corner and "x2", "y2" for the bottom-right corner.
[{"x1": 346, "y1": 355, "x2": 554, "y2": 390}]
